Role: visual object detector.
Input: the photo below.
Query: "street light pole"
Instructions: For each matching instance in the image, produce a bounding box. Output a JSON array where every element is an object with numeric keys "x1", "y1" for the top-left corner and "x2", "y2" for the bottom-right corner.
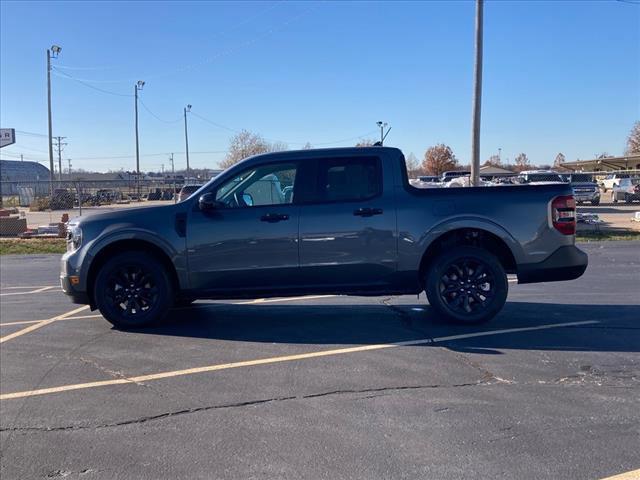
[
  {"x1": 134, "y1": 80, "x2": 145, "y2": 200},
  {"x1": 184, "y1": 105, "x2": 191, "y2": 181},
  {"x1": 470, "y1": 0, "x2": 484, "y2": 187}
]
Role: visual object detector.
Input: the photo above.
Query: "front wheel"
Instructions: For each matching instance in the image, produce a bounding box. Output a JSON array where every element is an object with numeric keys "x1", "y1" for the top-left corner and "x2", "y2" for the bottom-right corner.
[
  {"x1": 425, "y1": 246, "x2": 508, "y2": 325},
  {"x1": 94, "y1": 251, "x2": 173, "y2": 329}
]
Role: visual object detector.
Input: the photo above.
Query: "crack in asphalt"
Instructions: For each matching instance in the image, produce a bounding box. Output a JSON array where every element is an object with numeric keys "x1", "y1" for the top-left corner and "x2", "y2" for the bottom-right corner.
[{"x1": 0, "y1": 382, "x2": 484, "y2": 434}]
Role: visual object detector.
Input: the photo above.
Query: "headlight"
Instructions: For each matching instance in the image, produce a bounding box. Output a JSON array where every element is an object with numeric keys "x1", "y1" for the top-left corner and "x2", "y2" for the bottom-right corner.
[{"x1": 66, "y1": 225, "x2": 82, "y2": 251}]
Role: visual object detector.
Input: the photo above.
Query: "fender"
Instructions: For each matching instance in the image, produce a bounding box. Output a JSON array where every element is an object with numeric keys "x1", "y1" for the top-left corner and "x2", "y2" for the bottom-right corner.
[
  {"x1": 417, "y1": 215, "x2": 525, "y2": 265},
  {"x1": 78, "y1": 226, "x2": 188, "y2": 291}
]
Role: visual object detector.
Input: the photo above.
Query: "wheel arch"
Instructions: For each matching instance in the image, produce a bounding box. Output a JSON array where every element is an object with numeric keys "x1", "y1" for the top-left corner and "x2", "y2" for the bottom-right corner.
[{"x1": 418, "y1": 226, "x2": 518, "y2": 284}]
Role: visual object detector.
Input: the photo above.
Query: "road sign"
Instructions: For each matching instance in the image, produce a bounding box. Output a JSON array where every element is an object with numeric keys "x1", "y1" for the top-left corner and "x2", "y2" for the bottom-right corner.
[{"x1": 0, "y1": 128, "x2": 16, "y2": 148}]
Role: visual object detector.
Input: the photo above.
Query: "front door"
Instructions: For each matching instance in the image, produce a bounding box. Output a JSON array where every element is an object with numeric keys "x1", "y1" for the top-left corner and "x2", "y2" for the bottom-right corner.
[{"x1": 187, "y1": 161, "x2": 301, "y2": 293}]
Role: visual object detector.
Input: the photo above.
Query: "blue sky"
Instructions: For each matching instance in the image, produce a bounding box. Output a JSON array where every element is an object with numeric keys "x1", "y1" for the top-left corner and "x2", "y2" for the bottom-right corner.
[{"x1": 1, "y1": 0, "x2": 638, "y2": 172}]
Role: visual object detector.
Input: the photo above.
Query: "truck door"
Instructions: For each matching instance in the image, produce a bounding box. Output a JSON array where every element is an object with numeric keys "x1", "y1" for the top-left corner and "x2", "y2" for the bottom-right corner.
[
  {"x1": 298, "y1": 155, "x2": 397, "y2": 288},
  {"x1": 186, "y1": 161, "x2": 302, "y2": 292}
]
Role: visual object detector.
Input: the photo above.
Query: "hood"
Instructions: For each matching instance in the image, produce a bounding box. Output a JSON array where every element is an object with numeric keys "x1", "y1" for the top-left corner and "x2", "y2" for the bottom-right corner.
[{"x1": 69, "y1": 203, "x2": 180, "y2": 228}]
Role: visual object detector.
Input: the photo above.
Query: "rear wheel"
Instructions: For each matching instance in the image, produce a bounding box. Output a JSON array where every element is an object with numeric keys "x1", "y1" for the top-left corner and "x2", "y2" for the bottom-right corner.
[
  {"x1": 591, "y1": 198, "x2": 600, "y2": 206},
  {"x1": 425, "y1": 246, "x2": 508, "y2": 325},
  {"x1": 94, "y1": 251, "x2": 173, "y2": 329},
  {"x1": 625, "y1": 194, "x2": 633, "y2": 204}
]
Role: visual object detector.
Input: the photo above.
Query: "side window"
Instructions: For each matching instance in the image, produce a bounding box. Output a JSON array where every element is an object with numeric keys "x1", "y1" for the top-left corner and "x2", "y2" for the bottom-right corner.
[
  {"x1": 215, "y1": 163, "x2": 297, "y2": 208},
  {"x1": 316, "y1": 157, "x2": 382, "y2": 202}
]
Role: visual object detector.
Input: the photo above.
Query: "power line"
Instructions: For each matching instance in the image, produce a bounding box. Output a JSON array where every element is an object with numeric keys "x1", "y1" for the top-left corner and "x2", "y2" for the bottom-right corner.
[
  {"x1": 138, "y1": 98, "x2": 183, "y2": 124},
  {"x1": 15, "y1": 130, "x2": 49, "y2": 138},
  {"x1": 52, "y1": 68, "x2": 133, "y2": 97}
]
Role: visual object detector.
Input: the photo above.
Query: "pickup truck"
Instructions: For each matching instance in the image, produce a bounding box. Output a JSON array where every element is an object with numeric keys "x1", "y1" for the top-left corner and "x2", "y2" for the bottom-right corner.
[{"x1": 61, "y1": 147, "x2": 588, "y2": 328}]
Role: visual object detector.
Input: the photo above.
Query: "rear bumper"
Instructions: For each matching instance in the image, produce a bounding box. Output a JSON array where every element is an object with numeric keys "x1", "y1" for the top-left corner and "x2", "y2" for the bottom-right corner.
[{"x1": 517, "y1": 245, "x2": 588, "y2": 284}]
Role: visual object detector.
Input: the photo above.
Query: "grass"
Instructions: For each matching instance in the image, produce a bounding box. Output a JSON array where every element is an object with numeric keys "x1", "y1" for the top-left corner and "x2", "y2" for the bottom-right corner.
[
  {"x1": 576, "y1": 229, "x2": 640, "y2": 242},
  {"x1": 0, "y1": 238, "x2": 67, "y2": 255}
]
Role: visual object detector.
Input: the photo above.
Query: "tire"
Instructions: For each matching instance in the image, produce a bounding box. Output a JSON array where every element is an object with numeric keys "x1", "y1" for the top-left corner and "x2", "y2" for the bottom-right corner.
[
  {"x1": 424, "y1": 246, "x2": 508, "y2": 325},
  {"x1": 591, "y1": 198, "x2": 600, "y2": 206},
  {"x1": 612, "y1": 193, "x2": 617, "y2": 203},
  {"x1": 94, "y1": 251, "x2": 173, "y2": 329},
  {"x1": 625, "y1": 194, "x2": 633, "y2": 204}
]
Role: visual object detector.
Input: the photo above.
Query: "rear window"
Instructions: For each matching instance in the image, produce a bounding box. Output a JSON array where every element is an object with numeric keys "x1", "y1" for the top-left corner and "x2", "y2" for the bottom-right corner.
[
  {"x1": 570, "y1": 174, "x2": 593, "y2": 182},
  {"x1": 315, "y1": 157, "x2": 382, "y2": 202}
]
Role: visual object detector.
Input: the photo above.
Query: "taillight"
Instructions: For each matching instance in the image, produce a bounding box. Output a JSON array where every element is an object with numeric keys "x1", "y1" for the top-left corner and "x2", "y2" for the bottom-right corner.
[{"x1": 552, "y1": 195, "x2": 576, "y2": 235}]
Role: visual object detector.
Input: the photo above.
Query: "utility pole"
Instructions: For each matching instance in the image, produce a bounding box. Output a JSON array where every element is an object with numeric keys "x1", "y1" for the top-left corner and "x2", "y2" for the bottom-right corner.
[
  {"x1": 47, "y1": 45, "x2": 62, "y2": 194},
  {"x1": 54, "y1": 136, "x2": 67, "y2": 181},
  {"x1": 470, "y1": 0, "x2": 484, "y2": 187},
  {"x1": 184, "y1": 105, "x2": 191, "y2": 181},
  {"x1": 20, "y1": 154, "x2": 23, "y2": 162},
  {"x1": 67, "y1": 158, "x2": 72, "y2": 177},
  {"x1": 169, "y1": 153, "x2": 176, "y2": 204},
  {"x1": 134, "y1": 80, "x2": 145, "y2": 200}
]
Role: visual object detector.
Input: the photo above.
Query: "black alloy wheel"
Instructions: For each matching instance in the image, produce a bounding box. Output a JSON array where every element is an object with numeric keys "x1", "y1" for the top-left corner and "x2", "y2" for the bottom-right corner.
[
  {"x1": 94, "y1": 252, "x2": 172, "y2": 328},
  {"x1": 425, "y1": 246, "x2": 508, "y2": 324}
]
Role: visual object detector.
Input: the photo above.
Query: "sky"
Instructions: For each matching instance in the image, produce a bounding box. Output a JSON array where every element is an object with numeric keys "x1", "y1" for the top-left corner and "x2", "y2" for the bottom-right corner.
[{"x1": 1, "y1": 0, "x2": 639, "y2": 173}]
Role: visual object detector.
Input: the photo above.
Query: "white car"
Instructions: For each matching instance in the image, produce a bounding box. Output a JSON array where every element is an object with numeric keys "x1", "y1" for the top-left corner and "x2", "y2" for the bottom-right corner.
[
  {"x1": 611, "y1": 178, "x2": 640, "y2": 203},
  {"x1": 601, "y1": 173, "x2": 633, "y2": 192}
]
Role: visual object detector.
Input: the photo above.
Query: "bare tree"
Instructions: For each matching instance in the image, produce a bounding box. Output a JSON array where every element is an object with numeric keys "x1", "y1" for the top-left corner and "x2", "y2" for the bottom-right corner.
[
  {"x1": 597, "y1": 152, "x2": 613, "y2": 159},
  {"x1": 514, "y1": 152, "x2": 530, "y2": 172},
  {"x1": 405, "y1": 152, "x2": 420, "y2": 175},
  {"x1": 221, "y1": 130, "x2": 287, "y2": 169},
  {"x1": 483, "y1": 154, "x2": 501, "y2": 167},
  {"x1": 625, "y1": 121, "x2": 640, "y2": 155},
  {"x1": 422, "y1": 144, "x2": 458, "y2": 176},
  {"x1": 355, "y1": 139, "x2": 375, "y2": 147},
  {"x1": 554, "y1": 153, "x2": 566, "y2": 167},
  {"x1": 302, "y1": 142, "x2": 313, "y2": 150}
]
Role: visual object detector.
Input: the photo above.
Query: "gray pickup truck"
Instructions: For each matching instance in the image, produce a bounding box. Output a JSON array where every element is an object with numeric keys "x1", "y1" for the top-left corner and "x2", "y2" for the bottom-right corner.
[{"x1": 61, "y1": 147, "x2": 587, "y2": 328}]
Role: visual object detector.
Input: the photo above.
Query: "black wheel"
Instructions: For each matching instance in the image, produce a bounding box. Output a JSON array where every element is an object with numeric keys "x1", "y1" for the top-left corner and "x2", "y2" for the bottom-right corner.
[
  {"x1": 94, "y1": 251, "x2": 173, "y2": 328},
  {"x1": 425, "y1": 246, "x2": 508, "y2": 325},
  {"x1": 625, "y1": 194, "x2": 633, "y2": 204},
  {"x1": 591, "y1": 198, "x2": 600, "y2": 206}
]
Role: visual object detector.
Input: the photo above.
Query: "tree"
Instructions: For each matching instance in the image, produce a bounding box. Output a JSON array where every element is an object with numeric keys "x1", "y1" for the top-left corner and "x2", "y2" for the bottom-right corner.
[
  {"x1": 220, "y1": 130, "x2": 287, "y2": 169},
  {"x1": 483, "y1": 154, "x2": 501, "y2": 167},
  {"x1": 405, "y1": 152, "x2": 420, "y2": 174},
  {"x1": 422, "y1": 144, "x2": 458, "y2": 176},
  {"x1": 597, "y1": 152, "x2": 613, "y2": 159},
  {"x1": 625, "y1": 121, "x2": 640, "y2": 155},
  {"x1": 355, "y1": 139, "x2": 375, "y2": 147},
  {"x1": 302, "y1": 142, "x2": 313, "y2": 150},
  {"x1": 554, "y1": 152, "x2": 565, "y2": 167},
  {"x1": 514, "y1": 152, "x2": 530, "y2": 172}
]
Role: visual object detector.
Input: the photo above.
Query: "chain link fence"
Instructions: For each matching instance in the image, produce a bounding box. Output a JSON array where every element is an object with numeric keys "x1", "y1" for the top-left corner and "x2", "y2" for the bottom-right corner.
[{"x1": 0, "y1": 178, "x2": 186, "y2": 210}]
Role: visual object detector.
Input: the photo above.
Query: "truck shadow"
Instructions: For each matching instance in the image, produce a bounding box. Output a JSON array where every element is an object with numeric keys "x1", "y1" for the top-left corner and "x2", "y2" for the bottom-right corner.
[{"x1": 132, "y1": 301, "x2": 640, "y2": 354}]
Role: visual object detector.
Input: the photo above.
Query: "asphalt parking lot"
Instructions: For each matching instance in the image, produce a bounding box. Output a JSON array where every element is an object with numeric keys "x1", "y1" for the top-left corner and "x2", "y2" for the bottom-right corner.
[{"x1": 1, "y1": 243, "x2": 639, "y2": 480}]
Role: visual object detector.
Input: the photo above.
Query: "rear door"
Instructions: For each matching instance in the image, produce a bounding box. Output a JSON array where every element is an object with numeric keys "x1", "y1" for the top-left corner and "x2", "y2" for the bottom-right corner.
[{"x1": 298, "y1": 155, "x2": 397, "y2": 288}]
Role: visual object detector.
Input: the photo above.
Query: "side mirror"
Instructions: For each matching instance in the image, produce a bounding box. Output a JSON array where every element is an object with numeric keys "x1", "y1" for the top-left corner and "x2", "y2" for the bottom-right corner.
[{"x1": 198, "y1": 193, "x2": 219, "y2": 212}]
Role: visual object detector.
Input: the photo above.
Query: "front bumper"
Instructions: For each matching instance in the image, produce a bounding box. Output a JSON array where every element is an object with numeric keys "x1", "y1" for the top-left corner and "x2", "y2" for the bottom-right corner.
[
  {"x1": 517, "y1": 245, "x2": 588, "y2": 284},
  {"x1": 60, "y1": 274, "x2": 91, "y2": 304},
  {"x1": 573, "y1": 192, "x2": 600, "y2": 202},
  {"x1": 60, "y1": 250, "x2": 91, "y2": 305}
]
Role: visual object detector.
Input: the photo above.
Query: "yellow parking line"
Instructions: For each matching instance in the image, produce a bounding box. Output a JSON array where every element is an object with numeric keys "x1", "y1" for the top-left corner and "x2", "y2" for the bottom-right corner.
[
  {"x1": 0, "y1": 314, "x2": 102, "y2": 327},
  {"x1": 0, "y1": 285, "x2": 57, "y2": 290},
  {"x1": 0, "y1": 286, "x2": 56, "y2": 297},
  {"x1": 599, "y1": 469, "x2": 640, "y2": 480},
  {"x1": 0, "y1": 305, "x2": 90, "y2": 344},
  {"x1": 0, "y1": 319, "x2": 597, "y2": 401},
  {"x1": 236, "y1": 295, "x2": 337, "y2": 305}
]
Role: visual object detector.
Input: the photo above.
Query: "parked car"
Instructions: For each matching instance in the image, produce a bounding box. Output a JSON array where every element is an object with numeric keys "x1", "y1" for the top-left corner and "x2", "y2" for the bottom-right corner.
[
  {"x1": 611, "y1": 178, "x2": 640, "y2": 203},
  {"x1": 567, "y1": 173, "x2": 600, "y2": 205},
  {"x1": 440, "y1": 170, "x2": 470, "y2": 182},
  {"x1": 417, "y1": 175, "x2": 440, "y2": 183},
  {"x1": 601, "y1": 173, "x2": 633, "y2": 192},
  {"x1": 178, "y1": 184, "x2": 203, "y2": 202},
  {"x1": 518, "y1": 170, "x2": 565, "y2": 184},
  {"x1": 61, "y1": 147, "x2": 587, "y2": 328}
]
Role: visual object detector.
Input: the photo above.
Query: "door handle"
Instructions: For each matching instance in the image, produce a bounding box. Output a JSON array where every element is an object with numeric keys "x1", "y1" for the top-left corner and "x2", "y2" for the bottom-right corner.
[
  {"x1": 353, "y1": 207, "x2": 383, "y2": 217},
  {"x1": 260, "y1": 213, "x2": 289, "y2": 223}
]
